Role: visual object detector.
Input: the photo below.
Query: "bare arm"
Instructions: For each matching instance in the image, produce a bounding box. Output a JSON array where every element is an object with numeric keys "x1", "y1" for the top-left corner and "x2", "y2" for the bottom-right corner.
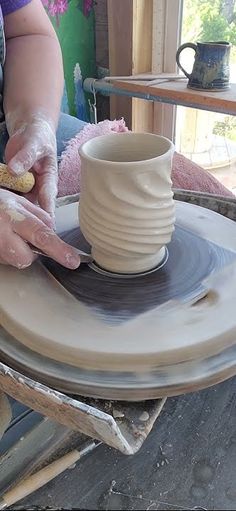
[
  {"x1": 0, "y1": 1, "x2": 81, "y2": 269},
  {"x1": 3, "y1": 0, "x2": 64, "y2": 130}
]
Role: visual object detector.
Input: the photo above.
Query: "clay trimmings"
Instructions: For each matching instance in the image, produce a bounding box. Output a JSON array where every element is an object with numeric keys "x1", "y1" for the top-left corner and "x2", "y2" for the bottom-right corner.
[{"x1": 79, "y1": 133, "x2": 175, "y2": 274}]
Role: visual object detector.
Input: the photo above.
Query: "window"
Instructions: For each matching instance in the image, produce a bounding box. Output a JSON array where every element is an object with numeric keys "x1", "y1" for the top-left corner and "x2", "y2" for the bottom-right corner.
[
  {"x1": 176, "y1": 0, "x2": 236, "y2": 194},
  {"x1": 152, "y1": 0, "x2": 236, "y2": 194}
]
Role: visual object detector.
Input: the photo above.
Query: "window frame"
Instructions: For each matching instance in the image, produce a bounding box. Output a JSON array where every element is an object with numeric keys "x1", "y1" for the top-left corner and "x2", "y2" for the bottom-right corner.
[{"x1": 107, "y1": 0, "x2": 183, "y2": 136}]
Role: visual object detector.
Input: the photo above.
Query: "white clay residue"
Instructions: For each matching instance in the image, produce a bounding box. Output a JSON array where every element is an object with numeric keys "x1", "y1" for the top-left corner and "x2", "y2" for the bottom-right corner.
[
  {"x1": 31, "y1": 381, "x2": 63, "y2": 404},
  {"x1": 16, "y1": 262, "x2": 31, "y2": 270},
  {"x1": 6, "y1": 209, "x2": 25, "y2": 222},
  {"x1": 2, "y1": 365, "x2": 14, "y2": 377},
  {"x1": 0, "y1": 202, "x2": 25, "y2": 222},
  {"x1": 113, "y1": 409, "x2": 125, "y2": 419},
  {"x1": 139, "y1": 411, "x2": 150, "y2": 422}
]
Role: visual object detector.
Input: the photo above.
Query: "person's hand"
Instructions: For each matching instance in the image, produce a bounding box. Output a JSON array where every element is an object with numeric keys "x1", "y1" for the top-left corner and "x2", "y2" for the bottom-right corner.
[
  {"x1": 4, "y1": 112, "x2": 58, "y2": 219},
  {"x1": 0, "y1": 189, "x2": 81, "y2": 270}
]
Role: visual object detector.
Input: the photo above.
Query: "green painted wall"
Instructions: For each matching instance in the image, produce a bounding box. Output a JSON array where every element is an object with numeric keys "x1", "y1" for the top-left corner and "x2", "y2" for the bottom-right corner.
[{"x1": 50, "y1": 1, "x2": 96, "y2": 116}]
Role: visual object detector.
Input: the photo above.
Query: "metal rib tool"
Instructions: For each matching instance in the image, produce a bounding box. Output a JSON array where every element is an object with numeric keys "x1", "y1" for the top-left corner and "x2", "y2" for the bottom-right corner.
[{"x1": 29, "y1": 244, "x2": 93, "y2": 264}]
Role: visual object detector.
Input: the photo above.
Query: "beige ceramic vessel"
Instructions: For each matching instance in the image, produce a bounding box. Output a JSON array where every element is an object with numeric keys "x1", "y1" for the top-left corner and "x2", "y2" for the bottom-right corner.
[{"x1": 79, "y1": 132, "x2": 175, "y2": 274}]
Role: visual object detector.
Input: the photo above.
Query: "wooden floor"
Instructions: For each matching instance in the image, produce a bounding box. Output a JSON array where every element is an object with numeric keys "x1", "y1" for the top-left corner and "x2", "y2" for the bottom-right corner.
[{"x1": 21, "y1": 377, "x2": 236, "y2": 510}]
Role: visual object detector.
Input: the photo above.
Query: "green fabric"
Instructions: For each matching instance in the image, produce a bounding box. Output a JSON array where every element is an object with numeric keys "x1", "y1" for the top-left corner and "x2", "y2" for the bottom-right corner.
[
  {"x1": 51, "y1": 0, "x2": 96, "y2": 116},
  {"x1": 0, "y1": 20, "x2": 5, "y2": 121}
]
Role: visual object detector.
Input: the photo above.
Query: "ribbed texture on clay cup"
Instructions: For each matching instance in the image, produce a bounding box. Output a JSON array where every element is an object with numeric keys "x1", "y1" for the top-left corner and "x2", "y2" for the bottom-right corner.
[{"x1": 79, "y1": 132, "x2": 175, "y2": 274}]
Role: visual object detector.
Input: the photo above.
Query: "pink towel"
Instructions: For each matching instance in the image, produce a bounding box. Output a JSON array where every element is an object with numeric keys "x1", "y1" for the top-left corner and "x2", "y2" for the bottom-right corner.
[
  {"x1": 172, "y1": 152, "x2": 234, "y2": 198},
  {"x1": 58, "y1": 119, "x2": 128, "y2": 197},
  {"x1": 58, "y1": 119, "x2": 234, "y2": 199}
]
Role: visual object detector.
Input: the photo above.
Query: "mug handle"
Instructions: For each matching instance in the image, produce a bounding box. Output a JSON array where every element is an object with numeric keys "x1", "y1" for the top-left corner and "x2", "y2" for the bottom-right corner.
[{"x1": 176, "y1": 43, "x2": 197, "y2": 79}]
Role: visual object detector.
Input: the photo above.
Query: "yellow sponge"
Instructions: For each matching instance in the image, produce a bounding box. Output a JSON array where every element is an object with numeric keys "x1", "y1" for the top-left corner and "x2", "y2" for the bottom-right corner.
[{"x1": 0, "y1": 163, "x2": 35, "y2": 193}]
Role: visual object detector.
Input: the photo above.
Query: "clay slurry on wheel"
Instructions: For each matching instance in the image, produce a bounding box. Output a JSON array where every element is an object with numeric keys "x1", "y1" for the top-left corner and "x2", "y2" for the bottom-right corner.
[
  {"x1": 0, "y1": 200, "x2": 236, "y2": 400},
  {"x1": 43, "y1": 225, "x2": 236, "y2": 323}
]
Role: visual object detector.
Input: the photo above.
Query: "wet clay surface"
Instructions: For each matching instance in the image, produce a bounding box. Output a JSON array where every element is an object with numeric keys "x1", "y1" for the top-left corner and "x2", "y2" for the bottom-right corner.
[
  {"x1": 44, "y1": 225, "x2": 236, "y2": 321},
  {"x1": 1, "y1": 201, "x2": 236, "y2": 399},
  {"x1": 22, "y1": 377, "x2": 236, "y2": 510}
]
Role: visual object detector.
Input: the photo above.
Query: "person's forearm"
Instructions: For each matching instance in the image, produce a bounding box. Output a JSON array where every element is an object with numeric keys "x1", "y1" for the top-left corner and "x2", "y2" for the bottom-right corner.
[{"x1": 3, "y1": 33, "x2": 64, "y2": 134}]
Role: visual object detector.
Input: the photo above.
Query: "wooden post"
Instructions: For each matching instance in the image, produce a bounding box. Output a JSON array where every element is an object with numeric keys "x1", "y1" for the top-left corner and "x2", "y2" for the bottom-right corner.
[
  {"x1": 107, "y1": 0, "x2": 133, "y2": 128},
  {"x1": 132, "y1": 0, "x2": 154, "y2": 132},
  {"x1": 152, "y1": 0, "x2": 182, "y2": 139},
  {"x1": 107, "y1": 0, "x2": 153, "y2": 132}
]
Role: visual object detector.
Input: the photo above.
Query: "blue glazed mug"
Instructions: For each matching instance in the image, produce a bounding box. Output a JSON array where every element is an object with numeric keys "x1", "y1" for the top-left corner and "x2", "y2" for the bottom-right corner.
[{"x1": 176, "y1": 41, "x2": 231, "y2": 90}]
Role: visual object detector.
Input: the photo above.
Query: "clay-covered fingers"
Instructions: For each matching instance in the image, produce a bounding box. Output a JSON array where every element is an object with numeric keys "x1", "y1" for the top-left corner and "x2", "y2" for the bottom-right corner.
[
  {"x1": 8, "y1": 143, "x2": 39, "y2": 176},
  {"x1": 35, "y1": 156, "x2": 58, "y2": 217},
  {"x1": 0, "y1": 190, "x2": 80, "y2": 270},
  {"x1": 0, "y1": 193, "x2": 40, "y2": 268},
  {"x1": 16, "y1": 194, "x2": 55, "y2": 229},
  {"x1": 0, "y1": 230, "x2": 36, "y2": 269},
  {"x1": 13, "y1": 213, "x2": 81, "y2": 269},
  {"x1": 5, "y1": 114, "x2": 58, "y2": 219}
]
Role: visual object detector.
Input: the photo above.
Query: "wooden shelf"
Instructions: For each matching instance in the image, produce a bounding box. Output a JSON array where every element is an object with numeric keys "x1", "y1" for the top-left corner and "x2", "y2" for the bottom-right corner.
[{"x1": 110, "y1": 76, "x2": 236, "y2": 115}]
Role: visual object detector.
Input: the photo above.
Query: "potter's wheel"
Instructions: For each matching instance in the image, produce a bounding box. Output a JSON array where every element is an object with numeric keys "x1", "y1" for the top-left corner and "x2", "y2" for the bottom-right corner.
[{"x1": 0, "y1": 200, "x2": 236, "y2": 400}]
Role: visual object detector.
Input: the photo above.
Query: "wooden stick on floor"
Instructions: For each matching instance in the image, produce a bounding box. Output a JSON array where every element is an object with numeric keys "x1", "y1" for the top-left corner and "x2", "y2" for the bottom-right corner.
[{"x1": 0, "y1": 440, "x2": 100, "y2": 510}]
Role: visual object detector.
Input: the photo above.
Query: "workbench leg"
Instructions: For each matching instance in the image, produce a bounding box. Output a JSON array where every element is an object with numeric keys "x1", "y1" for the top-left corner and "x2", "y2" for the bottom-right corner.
[{"x1": 0, "y1": 392, "x2": 12, "y2": 441}]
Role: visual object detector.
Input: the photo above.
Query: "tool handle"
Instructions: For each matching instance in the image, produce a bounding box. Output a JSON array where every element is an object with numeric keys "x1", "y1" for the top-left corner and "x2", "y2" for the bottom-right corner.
[
  {"x1": 0, "y1": 441, "x2": 97, "y2": 509},
  {"x1": 0, "y1": 163, "x2": 35, "y2": 193},
  {"x1": 0, "y1": 448, "x2": 81, "y2": 509}
]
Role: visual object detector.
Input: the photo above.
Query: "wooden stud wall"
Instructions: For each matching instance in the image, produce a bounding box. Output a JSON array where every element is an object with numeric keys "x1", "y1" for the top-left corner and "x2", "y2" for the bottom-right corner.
[
  {"x1": 107, "y1": 0, "x2": 154, "y2": 131},
  {"x1": 107, "y1": 0, "x2": 133, "y2": 128},
  {"x1": 132, "y1": 0, "x2": 154, "y2": 132}
]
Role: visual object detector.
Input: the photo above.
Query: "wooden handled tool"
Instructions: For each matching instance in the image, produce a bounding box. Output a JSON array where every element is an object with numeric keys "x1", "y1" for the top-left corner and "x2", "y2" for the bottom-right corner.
[
  {"x1": 0, "y1": 163, "x2": 35, "y2": 193},
  {"x1": 0, "y1": 441, "x2": 99, "y2": 509}
]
